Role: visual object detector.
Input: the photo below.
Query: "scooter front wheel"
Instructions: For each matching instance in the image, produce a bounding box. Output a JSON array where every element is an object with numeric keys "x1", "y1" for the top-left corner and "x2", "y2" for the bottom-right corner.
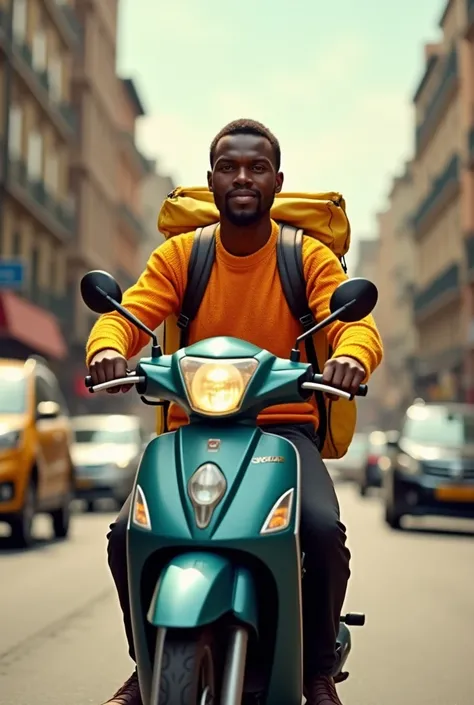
[{"x1": 154, "y1": 627, "x2": 220, "y2": 705}]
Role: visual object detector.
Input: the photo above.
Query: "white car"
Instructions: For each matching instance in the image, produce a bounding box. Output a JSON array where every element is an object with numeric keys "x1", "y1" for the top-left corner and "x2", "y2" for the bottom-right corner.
[{"x1": 71, "y1": 414, "x2": 145, "y2": 511}]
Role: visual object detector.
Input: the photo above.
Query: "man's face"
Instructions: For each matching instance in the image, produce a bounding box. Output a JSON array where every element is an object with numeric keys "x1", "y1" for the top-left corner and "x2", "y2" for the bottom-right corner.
[{"x1": 208, "y1": 133, "x2": 284, "y2": 226}]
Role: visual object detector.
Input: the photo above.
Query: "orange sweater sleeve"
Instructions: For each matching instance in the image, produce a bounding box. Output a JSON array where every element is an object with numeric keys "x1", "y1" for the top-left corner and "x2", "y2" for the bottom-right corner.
[
  {"x1": 302, "y1": 237, "x2": 383, "y2": 382},
  {"x1": 85, "y1": 232, "x2": 194, "y2": 366}
]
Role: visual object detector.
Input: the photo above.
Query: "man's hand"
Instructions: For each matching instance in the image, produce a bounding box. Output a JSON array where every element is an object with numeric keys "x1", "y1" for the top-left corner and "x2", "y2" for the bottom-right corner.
[
  {"x1": 322, "y1": 356, "x2": 366, "y2": 401},
  {"x1": 89, "y1": 349, "x2": 132, "y2": 394}
]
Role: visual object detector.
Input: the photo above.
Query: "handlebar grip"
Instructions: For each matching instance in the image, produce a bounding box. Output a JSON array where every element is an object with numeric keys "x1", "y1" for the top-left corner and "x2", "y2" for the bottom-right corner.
[{"x1": 312, "y1": 374, "x2": 368, "y2": 397}]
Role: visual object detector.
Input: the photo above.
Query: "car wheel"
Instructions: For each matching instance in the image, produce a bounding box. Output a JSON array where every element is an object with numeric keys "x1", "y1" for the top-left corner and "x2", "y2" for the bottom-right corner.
[
  {"x1": 384, "y1": 502, "x2": 402, "y2": 530},
  {"x1": 51, "y1": 493, "x2": 71, "y2": 539},
  {"x1": 10, "y1": 480, "x2": 36, "y2": 548}
]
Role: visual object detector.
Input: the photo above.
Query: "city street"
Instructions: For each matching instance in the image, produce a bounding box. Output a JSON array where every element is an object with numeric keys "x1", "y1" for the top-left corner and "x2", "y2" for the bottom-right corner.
[{"x1": 0, "y1": 486, "x2": 473, "y2": 705}]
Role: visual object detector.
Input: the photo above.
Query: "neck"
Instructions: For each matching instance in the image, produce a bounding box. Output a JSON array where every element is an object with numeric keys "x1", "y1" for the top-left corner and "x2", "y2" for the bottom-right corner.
[{"x1": 219, "y1": 215, "x2": 273, "y2": 256}]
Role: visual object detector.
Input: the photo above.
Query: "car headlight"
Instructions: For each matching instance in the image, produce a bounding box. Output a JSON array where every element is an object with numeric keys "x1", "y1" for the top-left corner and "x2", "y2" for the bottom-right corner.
[
  {"x1": 188, "y1": 463, "x2": 227, "y2": 529},
  {"x1": 397, "y1": 453, "x2": 420, "y2": 475},
  {"x1": 0, "y1": 430, "x2": 22, "y2": 450},
  {"x1": 179, "y1": 357, "x2": 258, "y2": 416}
]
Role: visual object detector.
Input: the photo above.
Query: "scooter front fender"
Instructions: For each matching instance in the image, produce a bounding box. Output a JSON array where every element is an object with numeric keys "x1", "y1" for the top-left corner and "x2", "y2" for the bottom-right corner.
[{"x1": 147, "y1": 551, "x2": 258, "y2": 632}]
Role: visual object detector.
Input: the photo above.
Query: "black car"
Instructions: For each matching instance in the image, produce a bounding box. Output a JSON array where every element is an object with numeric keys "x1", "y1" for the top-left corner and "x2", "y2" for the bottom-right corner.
[{"x1": 383, "y1": 402, "x2": 474, "y2": 529}]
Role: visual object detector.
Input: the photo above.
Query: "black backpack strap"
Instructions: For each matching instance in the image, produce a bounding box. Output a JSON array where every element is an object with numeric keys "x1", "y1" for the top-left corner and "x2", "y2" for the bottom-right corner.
[
  {"x1": 178, "y1": 223, "x2": 218, "y2": 347},
  {"x1": 276, "y1": 223, "x2": 328, "y2": 449}
]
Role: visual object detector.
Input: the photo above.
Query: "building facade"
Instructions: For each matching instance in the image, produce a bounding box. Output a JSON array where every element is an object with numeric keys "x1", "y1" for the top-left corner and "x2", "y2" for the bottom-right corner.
[
  {"x1": 353, "y1": 238, "x2": 381, "y2": 430},
  {"x1": 374, "y1": 164, "x2": 416, "y2": 427},
  {"x1": 411, "y1": 0, "x2": 474, "y2": 403},
  {"x1": 59, "y1": 0, "x2": 154, "y2": 415},
  {"x1": 0, "y1": 0, "x2": 80, "y2": 364}
]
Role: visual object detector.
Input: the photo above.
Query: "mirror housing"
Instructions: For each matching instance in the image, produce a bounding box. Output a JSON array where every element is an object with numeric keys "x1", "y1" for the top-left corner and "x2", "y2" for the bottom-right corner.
[
  {"x1": 37, "y1": 401, "x2": 60, "y2": 420},
  {"x1": 291, "y1": 277, "x2": 379, "y2": 359},
  {"x1": 80, "y1": 270, "x2": 123, "y2": 314},
  {"x1": 80, "y1": 270, "x2": 162, "y2": 359},
  {"x1": 329, "y1": 278, "x2": 378, "y2": 323}
]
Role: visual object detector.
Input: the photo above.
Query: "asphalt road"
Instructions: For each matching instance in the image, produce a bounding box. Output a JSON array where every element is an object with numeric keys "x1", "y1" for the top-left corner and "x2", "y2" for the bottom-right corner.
[{"x1": 1, "y1": 487, "x2": 473, "y2": 705}]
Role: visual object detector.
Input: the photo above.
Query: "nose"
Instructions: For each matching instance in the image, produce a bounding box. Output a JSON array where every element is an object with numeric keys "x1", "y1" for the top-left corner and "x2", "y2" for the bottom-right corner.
[{"x1": 233, "y1": 167, "x2": 253, "y2": 186}]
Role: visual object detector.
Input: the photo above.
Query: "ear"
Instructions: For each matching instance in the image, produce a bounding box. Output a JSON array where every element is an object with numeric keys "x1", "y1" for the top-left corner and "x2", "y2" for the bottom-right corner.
[
  {"x1": 207, "y1": 170, "x2": 213, "y2": 192},
  {"x1": 275, "y1": 172, "x2": 284, "y2": 194}
]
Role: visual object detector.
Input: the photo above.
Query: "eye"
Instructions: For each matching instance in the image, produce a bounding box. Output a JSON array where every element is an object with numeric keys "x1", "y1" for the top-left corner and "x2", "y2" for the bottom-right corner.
[
  {"x1": 219, "y1": 163, "x2": 234, "y2": 172},
  {"x1": 252, "y1": 164, "x2": 267, "y2": 173}
]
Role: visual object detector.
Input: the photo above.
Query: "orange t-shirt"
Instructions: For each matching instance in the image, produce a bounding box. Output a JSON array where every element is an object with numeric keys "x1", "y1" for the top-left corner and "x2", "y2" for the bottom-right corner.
[{"x1": 86, "y1": 221, "x2": 383, "y2": 431}]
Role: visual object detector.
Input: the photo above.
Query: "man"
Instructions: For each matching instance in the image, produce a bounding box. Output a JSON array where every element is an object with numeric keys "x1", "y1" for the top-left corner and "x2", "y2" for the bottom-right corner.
[{"x1": 86, "y1": 118, "x2": 383, "y2": 705}]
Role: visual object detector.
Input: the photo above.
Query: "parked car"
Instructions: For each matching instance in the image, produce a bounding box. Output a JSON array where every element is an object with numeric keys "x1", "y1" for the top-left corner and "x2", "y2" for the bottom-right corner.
[
  {"x1": 383, "y1": 401, "x2": 474, "y2": 529},
  {"x1": 325, "y1": 433, "x2": 369, "y2": 482},
  {"x1": 357, "y1": 430, "x2": 399, "y2": 496},
  {"x1": 0, "y1": 356, "x2": 74, "y2": 547},
  {"x1": 71, "y1": 414, "x2": 144, "y2": 511}
]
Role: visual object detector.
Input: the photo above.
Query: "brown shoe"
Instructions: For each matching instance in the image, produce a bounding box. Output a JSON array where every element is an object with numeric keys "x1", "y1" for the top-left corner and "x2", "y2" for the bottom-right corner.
[
  {"x1": 304, "y1": 675, "x2": 343, "y2": 705},
  {"x1": 102, "y1": 671, "x2": 142, "y2": 705}
]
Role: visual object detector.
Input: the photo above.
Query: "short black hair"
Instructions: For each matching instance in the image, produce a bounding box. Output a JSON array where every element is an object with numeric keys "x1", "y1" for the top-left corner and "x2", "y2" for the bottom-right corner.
[{"x1": 210, "y1": 118, "x2": 281, "y2": 171}]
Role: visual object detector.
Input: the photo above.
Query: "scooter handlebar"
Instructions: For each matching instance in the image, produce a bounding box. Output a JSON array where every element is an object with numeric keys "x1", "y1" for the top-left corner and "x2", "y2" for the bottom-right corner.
[
  {"x1": 84, "y1": 372, "x2": 144, "y2": 394},
  {"x1": 307, "y1": 374, "x2": 368, "y2": 398}
]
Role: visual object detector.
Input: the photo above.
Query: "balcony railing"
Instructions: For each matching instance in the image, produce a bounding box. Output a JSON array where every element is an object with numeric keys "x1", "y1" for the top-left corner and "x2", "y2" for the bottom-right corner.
[
  {"x1": 412, "y1": 154, "x2": 459, "y2": 237},
  {"x1": 9, "y1": 158, "x2": 76, "y2": 238},
  {"x1": 415, "y1": 47, "x2": 458, "y2": 154},
  {"x1": 468, "y1": 0, "x2": 474, "y2": 32},
  {"x1": 118, "y1": 203, "x2": 146, "y2": 240},
  {"x1": 11, "y1": 37, "x2": 77, "y2": 138},
  {"x1": 465, "y1": 233, "x2": 474, "y2": 274},
  {"x1": 413, "y1": 263, "x2": 460, "y2": 317}
]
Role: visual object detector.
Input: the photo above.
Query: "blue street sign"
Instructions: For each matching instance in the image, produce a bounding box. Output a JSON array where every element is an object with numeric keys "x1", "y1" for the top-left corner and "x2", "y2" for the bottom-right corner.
[{"x1": 0, "y1": 259, "x2": 25, "y2": 289}]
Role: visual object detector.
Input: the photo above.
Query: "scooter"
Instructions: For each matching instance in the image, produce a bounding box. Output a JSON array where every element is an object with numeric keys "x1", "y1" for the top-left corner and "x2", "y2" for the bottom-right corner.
[{"x1": 81, "y1": 270, "x2": 377, "y2": 705}]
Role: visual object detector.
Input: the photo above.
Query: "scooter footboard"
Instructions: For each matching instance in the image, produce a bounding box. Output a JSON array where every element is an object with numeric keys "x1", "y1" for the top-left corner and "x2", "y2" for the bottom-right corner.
[{"x1": 147, "y1": 551, "x2": 258, "y2": 632}]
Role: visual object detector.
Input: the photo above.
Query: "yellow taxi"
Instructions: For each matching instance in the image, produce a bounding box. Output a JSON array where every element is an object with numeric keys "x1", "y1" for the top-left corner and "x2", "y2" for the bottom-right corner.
[{"x1": 0, "y1": 356, "x2": 75, "y2": 547}]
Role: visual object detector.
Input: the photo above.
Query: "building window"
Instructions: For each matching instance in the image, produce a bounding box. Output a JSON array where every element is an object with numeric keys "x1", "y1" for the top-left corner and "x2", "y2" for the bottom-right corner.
[
  {"x1": 32, "y1": 27, "x2": 47, "y2": 72},
  {"x1": 45, "y1": 152, "x2": 59, "y2": 195},
  {"x1": 12, "y1": 231, "x2": 22, "y2": 257},
  {"x1": 12, "y1": 0, "x2": 27, "y2": 43},
  {"x1": 30, "y1": 245, "x2": 39, "y2": 296},
  {"x1": 8, "y1": 105, "x2": 23, "y2": 159},
  {"x1": 48, "y1": 56, "x2": 63, "y2": 103},
  {"x1": 27, "y1": 131, "x2": 43, "y2": 181}
]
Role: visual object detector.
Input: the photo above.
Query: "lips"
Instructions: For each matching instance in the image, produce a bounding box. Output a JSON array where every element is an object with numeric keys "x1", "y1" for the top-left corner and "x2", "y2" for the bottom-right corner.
[{"x1": 228, "y1": 190, "x2": 258, "y2": 204}]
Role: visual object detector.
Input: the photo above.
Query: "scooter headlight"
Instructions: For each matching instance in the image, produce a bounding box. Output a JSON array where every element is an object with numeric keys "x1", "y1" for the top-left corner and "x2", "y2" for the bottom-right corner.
[
  {"x1": 179, "y1": 357, "x2": 258, "y2": 416},
  {"x1": 188, "y1": 463, "x2": 227, "y2": 529}
]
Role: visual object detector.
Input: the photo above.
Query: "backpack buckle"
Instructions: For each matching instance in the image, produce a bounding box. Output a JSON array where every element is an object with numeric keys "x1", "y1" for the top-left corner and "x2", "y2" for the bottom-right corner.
[
  {"x1": 300, "y1": 313, "x2": 315, "y2": 329},
  {"x1": 177, "y1": 313, "x2": 190, "y2": 330}
]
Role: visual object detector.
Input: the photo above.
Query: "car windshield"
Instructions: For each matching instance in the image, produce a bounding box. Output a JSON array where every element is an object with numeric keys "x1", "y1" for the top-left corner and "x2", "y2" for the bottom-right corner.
[
  {"x1": 403, "y1": 406, "x2": 474, "y2": 446},
  {"x1": 74, "y1": 428, "x2": 138, "y2": 444},
  {"x1": 0, "y1": 373, "x2": 27, "y2": 414}
]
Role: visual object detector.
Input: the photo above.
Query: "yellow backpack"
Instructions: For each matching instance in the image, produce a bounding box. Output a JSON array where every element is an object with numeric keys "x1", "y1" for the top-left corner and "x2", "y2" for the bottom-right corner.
[{"x1": 156, "y1": 187, "x2": 356, "y2": 459}]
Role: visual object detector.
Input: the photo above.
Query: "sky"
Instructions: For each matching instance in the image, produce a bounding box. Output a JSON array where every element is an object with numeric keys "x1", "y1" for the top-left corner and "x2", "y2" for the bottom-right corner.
[{"x1": 117, "y1": 0, "x2": 443, "y2": 266}]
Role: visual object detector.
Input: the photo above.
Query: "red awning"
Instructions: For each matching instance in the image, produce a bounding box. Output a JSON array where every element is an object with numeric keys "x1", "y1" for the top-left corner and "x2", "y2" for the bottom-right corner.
[{"x1": 0, "y1": 290, "x2": 67, "y2": 360}]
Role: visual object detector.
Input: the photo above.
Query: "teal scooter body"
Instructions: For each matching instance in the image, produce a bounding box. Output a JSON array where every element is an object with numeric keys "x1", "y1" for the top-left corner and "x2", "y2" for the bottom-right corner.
[{"x1": 81, "y1": 272, "x2": 375, "y2": 705}]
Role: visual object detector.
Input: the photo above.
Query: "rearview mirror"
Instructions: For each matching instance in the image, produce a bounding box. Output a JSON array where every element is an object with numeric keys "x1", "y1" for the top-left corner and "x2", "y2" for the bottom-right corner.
[
  {"x1": 80, "y1": 271, "x2": 123, "y2": 314},
  {"x1": 37, "y1": 401, "x2": 60, "y2": 420},
  {"x1": 329, "y1": 278, "x2": 378, "y2": 323},
  {"x1": 385, "y1": 430, "x2": 400, "y2": 450}
]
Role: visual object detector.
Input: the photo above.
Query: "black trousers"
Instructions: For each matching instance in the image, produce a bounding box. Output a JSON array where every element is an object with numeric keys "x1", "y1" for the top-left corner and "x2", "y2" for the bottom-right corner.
[{"x1": 106, "y1": 423, "x2": 351, "y2": 679}]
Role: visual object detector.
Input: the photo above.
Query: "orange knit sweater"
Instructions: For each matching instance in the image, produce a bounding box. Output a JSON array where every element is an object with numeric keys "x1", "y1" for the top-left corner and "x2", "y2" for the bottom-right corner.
[{"x1": 86, "y1": 221, "x2": 383, "y2": 430}]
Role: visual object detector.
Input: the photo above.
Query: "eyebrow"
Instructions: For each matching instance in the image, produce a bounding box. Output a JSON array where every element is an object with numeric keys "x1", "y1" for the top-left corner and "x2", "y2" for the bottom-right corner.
[{"x1": 215, "y1": 153, "x2": 273, "y2": 164}]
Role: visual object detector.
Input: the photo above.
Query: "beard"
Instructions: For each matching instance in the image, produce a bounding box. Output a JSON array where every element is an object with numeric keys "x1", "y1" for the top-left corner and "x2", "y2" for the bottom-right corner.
[{"x1": 223, "y1": 192, "x2": 274, "y2": 226}]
